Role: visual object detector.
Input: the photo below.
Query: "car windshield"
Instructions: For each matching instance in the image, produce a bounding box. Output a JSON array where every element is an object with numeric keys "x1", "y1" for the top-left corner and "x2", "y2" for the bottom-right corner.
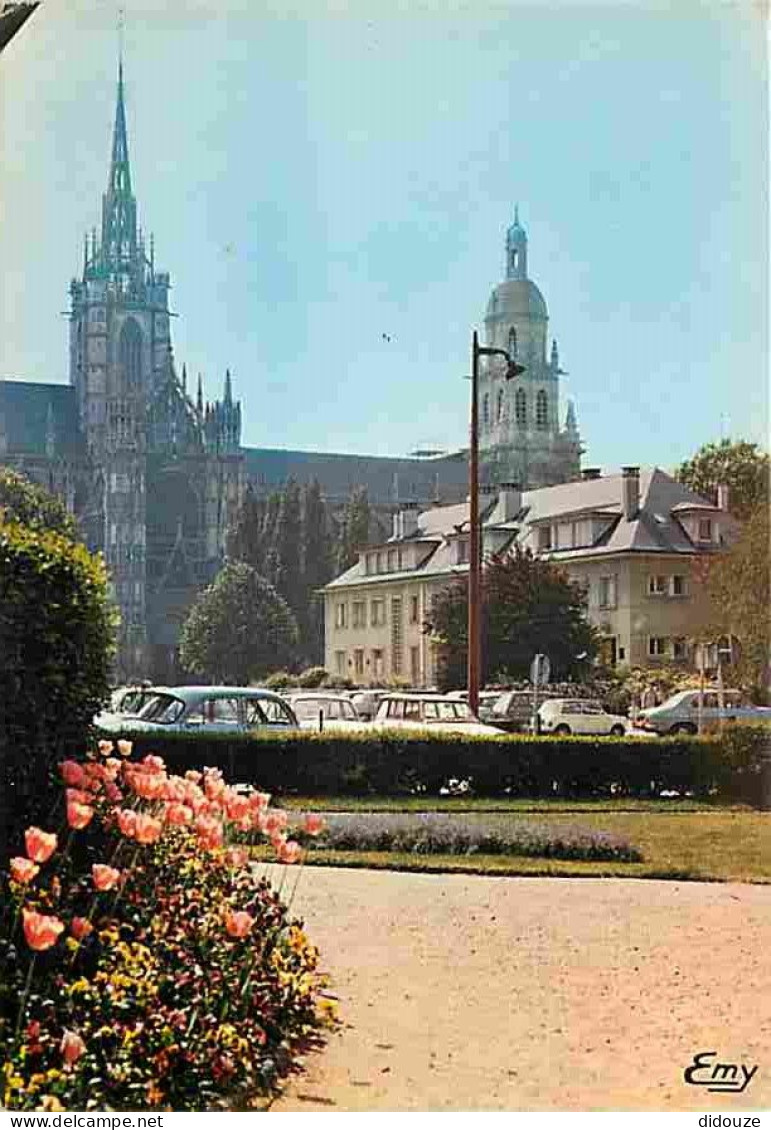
[
  {"x1": 491, "y1": 693, "x2": 512, "y2": 715},
  {"x1": 135, "y1": 693, "x2": 186, "y2": 723},
  {"x1": 293, "y1": 699, "x2": 356, "y2": 722}
]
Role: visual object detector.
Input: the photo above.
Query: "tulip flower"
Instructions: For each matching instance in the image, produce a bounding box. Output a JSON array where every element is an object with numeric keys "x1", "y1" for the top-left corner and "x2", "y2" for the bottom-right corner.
[
  {"x1": 277, "y1": 839, "x2": 303, "y2": 865},
  {"x1": 263, "y1": 810, "x2": 289, "y2": 836},
  {"x1": 224, "y1": 793, "x2": 250, "y2": 822},
  {"x1": 24, "y1": 827, "x2": 57, "y2": 863},
  {"x1": 97, "y1": 740, "x2": 114, "y2": 757},
  {"x1": 133, "y1": 814, "x2": 162, "y2": 844},
  {"x1": 22, "y1": 908, "x2": 65, "y2": 951},
  {"x1": 249, "y1": 791, "x2": 271, "y2": 812},
  {"x1": 225, "y1": 847, "x2": 249, "y2": 868},
  {"x1": 60, "y1": 1030, "x2": 86, "y2": 1066},
  {"x1": 116, "y1": 809, "x2": 138, "y2": 838},
  {"x1": 116, "y1": 739, "x2": 133, "y2": 757},
  {"x1": 10, "y1": 857, "x2": 39, "y2": 884},
  {"x1": 141, "y1": 754, "x2": 166, "y2": 774},
  {"x1": 224, "y1": 909, "x2": 254, "y2": 939},
  {"x1": 60, "y1": 760, "x2": 87, "y2": 787},
  {"x1": 304, "y1": 813, "x2": 325, "y2": 837},
  {"x1": 92, "y1": 864, "x2": 121, "y2": 891},
  {"x1": 67, "y1": 801, "x2": 94, "y2": 830},
  {"x1": 70, "y1": 917, "x2": 93, "y2": 941},
  {"x1": 164, "y1": 802, "x2": 193, "y2": 827}
]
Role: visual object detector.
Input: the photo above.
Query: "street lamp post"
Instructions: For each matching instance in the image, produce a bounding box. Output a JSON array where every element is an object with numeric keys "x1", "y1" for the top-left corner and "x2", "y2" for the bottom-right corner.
[{"x1": 467, "y1": 330, "x2": 525, "y2": 716}]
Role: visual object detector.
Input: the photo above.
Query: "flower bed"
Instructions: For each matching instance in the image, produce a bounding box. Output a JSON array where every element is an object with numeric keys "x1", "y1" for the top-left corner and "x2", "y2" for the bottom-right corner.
[
  {"x1": 302, "y1": 811, "x2": 642, "y2": 862},
  {"x1": 1, "y1": 742, "x2": 331, "y2": 1111}
]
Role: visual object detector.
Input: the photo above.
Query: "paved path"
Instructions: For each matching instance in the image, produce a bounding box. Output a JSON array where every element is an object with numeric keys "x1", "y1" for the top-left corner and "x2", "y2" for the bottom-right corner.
[{"x1": 270, "y1": 868, "x2": 771, "y2": 1111}]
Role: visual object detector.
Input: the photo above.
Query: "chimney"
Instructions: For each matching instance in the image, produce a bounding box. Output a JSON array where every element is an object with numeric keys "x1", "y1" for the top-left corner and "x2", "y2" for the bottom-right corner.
[
  {"x1": 498, "y1": 481, "x2": 522, "y2": 522},
  {"x1": 716, "y1": 483, "x2": 730, "y2": 513},
  {"x1": 396, "y1": 501, "x2": 419, "y2": 539},
  {"x1": 621, "y1": 466, "x2": 640, "y2": 520},
  {"x1": 581, "y1": 467, "x2": 601, "y2": 481}
]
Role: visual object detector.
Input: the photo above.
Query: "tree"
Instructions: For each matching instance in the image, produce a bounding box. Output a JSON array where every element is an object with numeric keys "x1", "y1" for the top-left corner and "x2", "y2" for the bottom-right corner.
[
  {"x1": 676, "y1": 439, "x2": 770, "y2": 520},
  {"x1": 273, "y1": 477, "x2": 303, "y2": 615},
  {"x1": 0, "y1": 467, "x2": 78, "y2": 538},
  {"x1": 335, "y1": 486, "x2": 371, "y2": 573},
  {"x1": 702, "y1": 505, "x2": 770, "y2": 695},
  {"x1": 225, "y1": 482, "x2": 267, "y2": 573},
  {"x1": 424, "y1": 547, "x2": 599, "y2": 690},
  {"x1": 178, "y1": 561, "x2": 299, "y2": 683},
  {"x1": 300, "y1": 479, "x2": 333, "y2": 663}
]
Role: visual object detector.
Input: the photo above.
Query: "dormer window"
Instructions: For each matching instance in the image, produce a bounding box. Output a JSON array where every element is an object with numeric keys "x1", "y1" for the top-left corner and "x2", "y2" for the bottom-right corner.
[
  {"x1": 457, "y1": 538, "x2": 469, "y2": 564},
  {"x1": 537, "y1": 526, "x2": 552, "y2": 551},
  {"x1": 697, "y1": 518, "x2": 713, "y2": 542}
]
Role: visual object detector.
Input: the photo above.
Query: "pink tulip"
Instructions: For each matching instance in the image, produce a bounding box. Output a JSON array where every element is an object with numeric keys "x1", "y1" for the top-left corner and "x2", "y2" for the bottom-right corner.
[
  {"x1": 10, "y1": 857, "x2": 39, "y2": 884},
  {"x1": 133, "y1": 814, "x2": 162, "y2": 844},
  {"x1": 249, "y1": 791, "x2": 271, "y2": 812},
  {"x1": 185, "y1": 769, "x2": 203, "y2": 783},
  {"x1": 104, "y1": 782, "x2": 123, "y2": 803},
  {"x1": 277, "y1": 839, "x2": 303, "y2": 865},
  {"x1": 22, "y1": 908, "x2": 65, "y2": 951},
  {"x1": 141, "y1": 754, "x2": 166, "y2": 775},
  {"x1": 92, "y1": 864, "x2": 121, "y2": 891},
  {"x1": 263, "y1": 810, "x2": 289, "y2": 836},
  {"x1": 60, "y1": 760, "x2": 87, "y2": 788},
  {"x1": 60, "y1": 1030, "x2": 86, "y2": 1066},
  {"x1": 164, "y1": 802, "x2": 193, "y2": 826},
  {"x1": 224, "y1": 909, "x2": 254, "y2": 939},
  {"x1": 304, "y1": 813, "x2": 325, "y2": 837},
  {"x1": 70, "y1": 917, "x2": 93, "y2": 941},
  {"x1": 225, "y1": 847, "x2": 249, "y2": 868},
  {"x1": 116, "y1": 809, "x2": 138, "y2": 838},
  {"x1": 225, "y1": 793, "x2": 250, "y2": 822},
  {"x1": 194, "y1": 815, "x2": 224, "y2": 850},
  {"x1": 67, "y1": 801, "x2": 94, "y2": 830},
  {"x1": 24, "y1": 827, "x2": 57, "y2": 864}
]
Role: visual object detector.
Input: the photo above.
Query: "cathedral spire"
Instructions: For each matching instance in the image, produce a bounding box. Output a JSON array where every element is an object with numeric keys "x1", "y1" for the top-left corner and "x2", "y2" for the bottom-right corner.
[
  {"x1": 224, "y1": 368, "x2": 232, "y2": 406},
  {"x1": 506, "y1": 205, "x2": 528, "y2": 280},
  {"x1": 101, "y1": 60, "x2": 138, "y2": 276}
]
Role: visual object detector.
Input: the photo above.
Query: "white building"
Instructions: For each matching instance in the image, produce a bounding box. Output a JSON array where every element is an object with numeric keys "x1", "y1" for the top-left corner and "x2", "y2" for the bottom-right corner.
[{"x1": 322, "y1": 467, "x2": 735, "y2": 686}]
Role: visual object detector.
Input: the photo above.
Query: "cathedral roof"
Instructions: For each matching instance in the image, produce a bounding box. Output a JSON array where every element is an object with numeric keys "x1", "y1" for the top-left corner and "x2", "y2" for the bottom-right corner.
[{"x1": 486, "y1": 278, "x2": 548, "y2": 321}]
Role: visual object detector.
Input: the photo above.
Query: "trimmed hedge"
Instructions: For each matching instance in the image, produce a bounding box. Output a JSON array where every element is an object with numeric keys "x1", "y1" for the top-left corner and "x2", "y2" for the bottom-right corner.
[
  {"x1": 97, "y1": 725, "x2": 771, "y2": 805},
  {"x1": 0, "y1": 521, "x2": 115, "y2": 856}
]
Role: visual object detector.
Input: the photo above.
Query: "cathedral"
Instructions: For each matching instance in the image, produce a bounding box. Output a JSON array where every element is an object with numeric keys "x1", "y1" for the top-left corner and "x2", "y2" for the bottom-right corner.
[{"x1": 0, "y1": 66, "x2": 581, "y2": 679}]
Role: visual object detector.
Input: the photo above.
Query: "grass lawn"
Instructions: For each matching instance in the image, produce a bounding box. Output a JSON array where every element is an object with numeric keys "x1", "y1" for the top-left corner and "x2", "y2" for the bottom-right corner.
[{"x1": 276, "y1": 798, "x2": 770, "y2": 883}]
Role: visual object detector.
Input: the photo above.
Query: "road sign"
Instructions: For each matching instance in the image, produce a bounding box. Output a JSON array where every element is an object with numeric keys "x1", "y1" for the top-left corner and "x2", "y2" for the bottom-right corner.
[{"x1": 530, "y1": 653, "x2": 551, "y2": 686}]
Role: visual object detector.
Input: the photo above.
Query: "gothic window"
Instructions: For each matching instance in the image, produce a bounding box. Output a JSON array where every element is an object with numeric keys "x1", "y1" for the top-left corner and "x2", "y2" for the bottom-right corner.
[
  {"x1": 515, "y1": 387, "x2": 527, "y2": 427},
  {"x1": 482, "y1": 393, "x2": 490, "y2": 428},
  {"x1": 508, "y1": 327, "x2": 517, "y2": 358},
  {"x1": 536, "y1": 390, "x2": 548, "y2": 430},
  {"x1": 496, "y1": 389, "x2": 504, "y2": 422},
  {"x1": 119, "y1": 318, "x2": 142, "y2": 391}
]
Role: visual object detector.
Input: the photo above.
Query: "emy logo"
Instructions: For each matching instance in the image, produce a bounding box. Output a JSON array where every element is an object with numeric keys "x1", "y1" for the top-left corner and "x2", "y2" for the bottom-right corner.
[{"x1": 684, "y1": 1051, "x2": 759, "y2": 1094}]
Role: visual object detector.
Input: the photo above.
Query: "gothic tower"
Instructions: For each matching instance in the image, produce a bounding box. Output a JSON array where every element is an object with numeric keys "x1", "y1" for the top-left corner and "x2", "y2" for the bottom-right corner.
[
  {"x1": 68, "y1": 66, "x2": 163, "y2": 676},
  {"x1": 479, "y1": 208, "x2": 582, "y2": 488}
]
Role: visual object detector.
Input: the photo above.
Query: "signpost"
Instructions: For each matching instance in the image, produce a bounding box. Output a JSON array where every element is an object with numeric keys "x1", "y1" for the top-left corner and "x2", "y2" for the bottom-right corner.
[{"x1": 530, "y1": 653, "x2": 551, "y2": 734}]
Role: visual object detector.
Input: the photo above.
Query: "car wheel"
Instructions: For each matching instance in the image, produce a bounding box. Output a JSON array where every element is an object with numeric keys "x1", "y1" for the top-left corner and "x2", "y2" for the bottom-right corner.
[
  {"x1": 610, "y1": 724, "x2": 625, "y2": 737},
  {"x1": 670, "y1": 723, "x2": 697, "y2": 735},
  {"x1": 554, "y1": 724, "x2": 571, "y2": 736}
]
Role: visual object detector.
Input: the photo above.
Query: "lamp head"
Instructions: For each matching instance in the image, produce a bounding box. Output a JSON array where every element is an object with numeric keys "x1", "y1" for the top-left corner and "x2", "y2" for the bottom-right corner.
[{"x1": 505, "y1": 360, "x2": 526, "y2": 381}]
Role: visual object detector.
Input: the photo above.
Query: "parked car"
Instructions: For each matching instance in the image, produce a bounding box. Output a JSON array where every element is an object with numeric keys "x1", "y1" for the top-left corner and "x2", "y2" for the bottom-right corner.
[
  {"x1": 349, "y1": 689, "x2": 388, "y2": 722},
  {"x1": 372, "y1": 693, "x2": 504, "y2": 736},
  {"x1": 94, "y1": 686, "x2": 298, "y2": 737},
  {"x1": 284, "y1": 692, "x2": 368, "y2": 732},
  {"x1": 537, "y1": 698, "x2": 629, "y2": 737},
  {"x1": 481, "y1": 689, "x2": 535, "y2": 732},
  {"x1": 107, "y1": 684, "x2": 156, "y2": 715},
  {"x1": 635, "y1": 689, "x2": 771, "y2": 735}
]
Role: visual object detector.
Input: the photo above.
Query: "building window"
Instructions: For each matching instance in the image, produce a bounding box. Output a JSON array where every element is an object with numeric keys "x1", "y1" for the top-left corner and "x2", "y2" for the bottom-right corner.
[
  {"x1": 457, "y1": 538, "x2": 469, "y2": 564},
  {"x1": 598, "y1": 575, "x2": 617, "y2": 609},
  {"x1": 508, "y1": 327, "x2": 517, "y2": 358},
  {"x1": 537, "y1": 526, "x2": 552, "y2": 551},
  {"x1": 697, "y1": 518, "x2": 713, "y2": 542},
  {"x1": 482, "y1": 394, "x2": 490, "y2": 428},
  {"x1": 335, "y1": 602, "x2": 347, "y2": 629},
  {"x1": 496, "y1": 389, "x2": 504, "y2": 422},
  {"x1": 410, "y1": 646, "x2": 421, "y2": 685},
  {"x1": 672, "y1": 637, "x2": 688, "y2": 661},
  {"x1": 515, "y1": 388, "x2": 526, "y2": 427},
  {"x1": 352, "y1": 600, "x2": 366, "y2": 629},
  {"x1": 370, "y1": 598, "x2": 386, "y2": 627},
  {"x1": 648, "y1": 575, "x2": 667, "y2": 596},
  {"x1": 354, "y1": 649, "x2": 365, "y2": 677},
  {"x1": 365, "y1": 553, "x2": 374, "y2": 575},
  {"x1": 409, "y1": 595, "x2": 419, "y2": 624},
  {"x1": 372, "y1": 649, "x2": 384, "y2": 679},
  {"x1": 334, "y1": 650, "x2": 346, "y2": 674},
  {"x1": 670, "y1": 575, "x2": 686, "y2": 597},
  {"x1": 648, "y1": 637, "x2": 667, "y2": 657},
  {"x1": 536, "y1": 390, "x2": 548, "y2": 430}
]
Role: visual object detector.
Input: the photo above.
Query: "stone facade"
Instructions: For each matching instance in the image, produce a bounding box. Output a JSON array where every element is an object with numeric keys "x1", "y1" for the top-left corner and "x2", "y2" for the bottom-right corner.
[{"x1": 480, "y1": 208, "x2": 582, "y2": 488}]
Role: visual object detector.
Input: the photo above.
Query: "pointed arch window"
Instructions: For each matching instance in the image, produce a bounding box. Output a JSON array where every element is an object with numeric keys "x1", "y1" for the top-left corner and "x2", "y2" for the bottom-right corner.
[
  {"x1": 496, "y1": 389, "x2": 504, "y2": 423},
  {"x1": 536, "y1": 389, "x2": 548, "y2": 430},
  {"x1": 508, "y1": 327, "x2": 517, "y2": 359},
  {"x1": 515, "y1": 387, "x2": 527, "y2": 427},
  {"x1": 482, "y1": 393, "x2": 490, "y2": 428},
  {"x1": 119, "y1": 318, "x2": 142, "y2": 391}
]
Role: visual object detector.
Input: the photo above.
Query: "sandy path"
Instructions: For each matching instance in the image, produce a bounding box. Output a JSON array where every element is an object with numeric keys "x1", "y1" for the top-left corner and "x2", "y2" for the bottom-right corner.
[{"x1": 269, "y1": 868, "x2": 771, "y2": 1112}]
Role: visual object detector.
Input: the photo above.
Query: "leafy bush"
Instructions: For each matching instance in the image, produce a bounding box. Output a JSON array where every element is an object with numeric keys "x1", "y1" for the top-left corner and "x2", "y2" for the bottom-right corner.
[
  {"x1": 264, "y1": 670, "x2": 299, "y2": 690},
  {"x1": 305, "y1": 811, "x2": 641, "y2": 861},
  {"x1": 296, "y1": 667, "x2": 329, "y2": 688},
  {"x1": 96, "y1": 727, "x2": 771, "y2": 806},
  {"x1": 0, "y1": 468, "x2": 78, "y2": 539},
  {"x1": 1, "y1": 743, "x2": 330, "y2": 1111},
  {"x1": 0, "y1": 521, "x2": 116, "y2": 858}
]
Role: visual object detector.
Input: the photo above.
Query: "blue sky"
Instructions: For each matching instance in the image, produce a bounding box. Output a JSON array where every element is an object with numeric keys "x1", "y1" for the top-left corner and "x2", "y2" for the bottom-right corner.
[{"x1": 0, "y1": 0, "x2": 767, "y2": 470}]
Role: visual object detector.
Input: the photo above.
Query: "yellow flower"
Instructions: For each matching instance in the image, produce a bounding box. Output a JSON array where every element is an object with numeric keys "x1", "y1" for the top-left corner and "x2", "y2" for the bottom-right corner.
[{"x1": 68, "y1": 977, "x2": 91, "y2": 995}]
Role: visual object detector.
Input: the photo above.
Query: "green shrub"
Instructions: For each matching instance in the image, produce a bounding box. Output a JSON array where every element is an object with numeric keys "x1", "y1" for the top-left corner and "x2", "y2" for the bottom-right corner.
[
  {"x1": 296, "y1": 666, "x2": 329, "y2": 688},
  {"x1": 264, "y1": 670, "x2": 299, "y2": 689},
  {"x1": 0, "y1": 522, "x2": 116, "y2": 857},
  {"x1": 94, "y1": 728, "x2": 771, "y2": 805}
]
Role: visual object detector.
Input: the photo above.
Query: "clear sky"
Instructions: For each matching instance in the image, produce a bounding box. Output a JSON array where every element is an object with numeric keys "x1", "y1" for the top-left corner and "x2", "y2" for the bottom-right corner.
[{"x1": 0, "y1": 0, "x2": 767, "y2": 471}]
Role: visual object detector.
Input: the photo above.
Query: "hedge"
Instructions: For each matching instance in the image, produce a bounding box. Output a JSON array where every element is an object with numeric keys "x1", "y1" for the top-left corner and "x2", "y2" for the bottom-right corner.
[
  {"x1": 95, "y1": 725, "x2": 771, "y2": 805},
  {"x1": 0, "y1": 521, "x2": 115, "y2": 857}
]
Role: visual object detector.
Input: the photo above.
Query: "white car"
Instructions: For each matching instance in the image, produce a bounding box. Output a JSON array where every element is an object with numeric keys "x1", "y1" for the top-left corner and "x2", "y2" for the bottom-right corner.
[
  {"x1": 372, "y1": 693, "x2": 504, "y2": 737},
  {"x1": 635, "y1": 689, "x2": 771, "y2": 735},
  {"x1": 284, "y1": 693, "x2": 369, "y2": 733},
  {"x1": 537, "y1": 698, "x2": 629, "y2": 737}
]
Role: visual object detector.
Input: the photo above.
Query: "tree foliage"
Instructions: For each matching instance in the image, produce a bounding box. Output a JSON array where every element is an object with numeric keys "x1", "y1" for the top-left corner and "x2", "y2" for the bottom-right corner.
[
  {"x1": 676, "y1": 439, "x2": 770, "y2": 520},
  {"x1": 0, "y1": 467, "x2": 78, "y2": 538},
  {"x1": 335, "y1": 486, "x2": 371, "y2": 573},
  {"x1": 424, "y1": 547, "x2": 599, "y2": 690},
  {"x1": 178, "y1": 561, "x2": 299, "y2": 683}
]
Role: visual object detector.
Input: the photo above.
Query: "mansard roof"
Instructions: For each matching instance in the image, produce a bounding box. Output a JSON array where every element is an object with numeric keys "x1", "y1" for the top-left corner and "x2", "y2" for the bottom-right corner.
[{"x1": 0, "y1": 380, "x2": 85, "y2": 458}]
